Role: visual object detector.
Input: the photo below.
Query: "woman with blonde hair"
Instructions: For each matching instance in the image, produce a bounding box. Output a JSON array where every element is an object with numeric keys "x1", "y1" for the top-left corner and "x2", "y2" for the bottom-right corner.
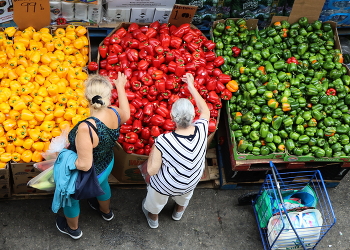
[{"x1": 55, "y1": 72, "x2": 130, "y2": 239}]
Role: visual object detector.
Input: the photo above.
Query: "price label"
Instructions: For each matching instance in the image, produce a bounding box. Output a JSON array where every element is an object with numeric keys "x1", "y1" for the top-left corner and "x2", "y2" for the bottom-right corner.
[
  {"x1": 13, "y1": 0, "x2": 50, "y2": 30},
  {"x1": 169, "y1": 4, "x2": 197, "y2": 26}
]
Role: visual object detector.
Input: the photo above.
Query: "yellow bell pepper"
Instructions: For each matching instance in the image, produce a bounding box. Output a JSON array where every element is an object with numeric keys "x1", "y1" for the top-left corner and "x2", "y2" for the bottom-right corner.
[
  {"x1": 47, "y1": 73, "x2": 60, "y2": 84},
  {"x1": 13, "y1": 137, "x2": 24, "y2": 147},
  {"x1": 17, "y1": 57, "x2": 28, "y2": 68},
  {"x1": 15, "y1": 65, "x2": 26, "y2": 77},
  {"x1": 26, "y1": 66, "x2": 37, "y2": 78},
  {"x1": 4, "y1": 27, "x2": 16, "y2": 37},
  {"x1": 53, "y1": 106, "x2": 65, "y2": 117},
  {"x1": 65, "y1": 87, "x2": 77, "y2": 100},
  {"x1": 59, "y1": 121, "x2": 71, "y2": 131},
  {"x1": 21, "y1": 109, "x2": 34, "y2": 120},
  {"x1": 57, "y1": 80, "x2": 67, "y2": 94},
  {"x1": 41, "y1": 102, "x2": 54, "y2": 115},
  {"x1": 0, "y1": 112, "x2": 5, "y2": 124},
  {"x1": 4, "y1": 39, "x2": 13, "y2": 47},
  {"x1": 32, "y1": 141, "x2": 44, "y2": 151},
  {"x1": 22, "y1": 28, "x2": 34, "y2": 39},
  {"x1": 5, "y1": 142, "x2": 15, "y2": 154},
  {"x1": 13, "y1": 42, "x2": 26, "y2": 51},
  {"x1": 29, "y1": 40, "x2": 39, "y2": 51},
  {"x1": 56, "y1": 66, "x2": 68, "y2": 78},
  {"x1": 40, "y1": 120, "x2": 55, "y2": 132},
  {"x1": 32, "y1": 150, "x2": 43, "y2": 162},
  {"x1": 75, "y1": 55, "x2": 87, "y2": 67},
  {"x1": 44, "y1": 112, "x2": 54, "y2": 121},
  {"x1": 16, "y1": 146, "x2": 26, "y2": 154},
  {"x1": 3, "y1": 119, "x2": 17, "y2": 131},
  {"x1": 73, "y1": 37, "x2": 84, "y2": 49},
  {"x1": 54, "y1": 39, "x2": 64, "y2": 50},
  {"x1": 28, "y1": 119, "x2": 38, "y2": 129},
  {"x1": 23, "y1": 138, "x2": 34, "y2": 149},
  {"x1": 55, "y1": 117, "x2": 65, "y2": 124},
  {"x1": 72, "y1": 114, "x2": 84, "y2": 126},
  {"x1": 65, "y1": 55, "x2": 77, "y2": 67},
  {"x1": 40, "y1": 53, "x2": 51, "y2": 64},
  {"x1": 28, "y1": 102, "x2": 40, "y2": 113},
  {"x1": 54, "y1": 50, "x2": 65, "y2": 61},
  {"x1": 44, "y1": 41, "x2": 55, "y2": 52},
  {"x1": 37, "y1": 86, "x2": 48, "y2": 98},
  {"x1": 63, "y1": 45, "x2": 75, "y2": 55},
  {"x1": 0, "y1": 127, "x2": 3, "y2": 138},
  {"x1": 54, "y1": 28, "x2": 66, "y2": 38},
  {"x1": 12, "y1": 152, "x2": 21, "y2": 162},
  {"x1": 57, "y1": 94, "x2": 68, "y2": 104},
  {"x1": 32, "y1": 32, "x2": 41, "y2": 42},
  {"x1": 41, "y1": 33, "x2": 53, "y2": 43},
  {"x1": 8, "y1": 57, "x2": 17, "y2": 67},
  {"x1": 30, "y1": 51, "x2": 41, "y2": 64},
  {"x1": 9, "y1": 110, "x2": 20, "y2": 120},
  {"x1": 15, "y1": 127, "x2": 27, "y2": 139},
  {"x1": 13, "y1": 100, "x2": 26, "y2": 111},
  {"x1": 34, "y1": 111, "x2": 45, "y2": 122},
  {"x1": 65, "y1": 31, "x2": 77, "y2": 41},
  {"x1": 6, "y1": 46, "x2": 15, "y2": 59},
  {"x1": 34, "y1": 75, "x2": 45, "y2": 86},
  {"x1": 0, "y1": 137, "x2": 8, "y2": 147},
  {"x1": 7, "y1": 70, "x2": 18, "y2": 80},
  {"x1": 18, "y1": 72, "x2": 32, "y2": 85},
  {"x1": 40, "y1": 131, "x2": 52, "y2": 142},
  {"x1": 20, "y1": 82, "x2": 35, "y2": 95},
  {"x1": 75, "y1": 26, "x2": 87, "y2": 36},
  {"x1": 51, "y1": 127, "x2": 62, "y2": 137},
  {"x1": 0, "y1": 87, "x2": 11, "y2": 99},
  {"x1": 40, "y1": 27, "x2": 50, "y2": 33},
  {"x1": 38, "y1": 65, "x2": 52, "y2": 77},
  {"x1": 17, "y1": 120, "x2": 28, "y2": 129},
  {"x1": 33, "y1": 95, "x2": 44, "y2": 105},
  {"x1": 46, "y1": 84, "x2": 58, "y2": 96},
  {"x1": 6, "y1": 129, "x2": 17, "y2": 141},
  {"x1": 65, "y1": 25, "x2": 75, "y2": 32},
  {"x1": 9, "y1": 96, "x2": 20, "y2": 106},
  {"x1": 0, "y1": 152, "x2": 12, "y2": 163},
  {"x1": 0, "y1": 103, "x2": 11, "y2": 113},
  {"x1": 0, "y1": 51, "x2": 7, "y2": 64},
  {"x1": 67, "y1": 99, "x2": 78, "y2": 109},
  {"x1": 43, "y1": 96, "x2": 54, "y2": 104},
  {"x1": 1, "y1": 79, "x2": 10, "y2": 88},
  {"x1": 80, "y1": 46, "x2": 89, "y2": 56},
  {"x1": 49, "y1": 60, "x2": 60, "y2": 71},
  {"x1": 28, "y1": 128, "x2": 40, "y2": 141},
  {"x1": 80, "y1": 35, "x2": 89, "y2": 46},
  {"x1": 21, "y1": 95, "x2": 33, "y2": 105},
  {"x1": 63, "y1": 108, "x2": 76, "y2": 121},
  {"x1": 21, "y1": 149, "x2": 33, "y2": 163}
]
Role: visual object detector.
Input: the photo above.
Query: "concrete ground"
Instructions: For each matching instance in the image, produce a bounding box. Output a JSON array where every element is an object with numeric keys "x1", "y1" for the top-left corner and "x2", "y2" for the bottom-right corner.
[{"x1": 0, "y1": 172, "x2": 349, "y2": 250}]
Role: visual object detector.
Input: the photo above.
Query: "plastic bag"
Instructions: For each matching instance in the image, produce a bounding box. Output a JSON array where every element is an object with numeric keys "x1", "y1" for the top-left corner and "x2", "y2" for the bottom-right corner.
[
  {"x1": 137, "y1": 160, "x2": 150, "y2": 185},
  {"x1": 27, "y1": 166, "x2": 55, "y2": 191},
  {"x1": 33, "y1": 159, "x2": 56, "y2": 172},
  {"x1": 42, "y1": 127, "x2": 70, "y2": 160}
]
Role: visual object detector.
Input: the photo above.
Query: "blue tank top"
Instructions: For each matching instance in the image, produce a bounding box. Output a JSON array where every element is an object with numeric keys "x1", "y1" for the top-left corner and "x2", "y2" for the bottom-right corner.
[{"x1": 68, "y1": 107, "x2": 121, "y2": 175}]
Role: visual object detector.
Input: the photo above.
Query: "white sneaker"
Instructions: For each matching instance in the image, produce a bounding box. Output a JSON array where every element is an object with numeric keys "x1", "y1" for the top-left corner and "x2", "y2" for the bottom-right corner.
[
  {"x1": 172, "y1": 206, "x2": 186, "y2": 221},
  {"x1": 142, "y1": 199, "x2": 158, "y2": 229}
]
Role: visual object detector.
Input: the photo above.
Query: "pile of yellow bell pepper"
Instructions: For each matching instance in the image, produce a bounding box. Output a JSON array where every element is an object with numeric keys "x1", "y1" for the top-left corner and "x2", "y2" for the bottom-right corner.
[{"x1": 0, "y1": 25, "x2": 91, "y2": 167}]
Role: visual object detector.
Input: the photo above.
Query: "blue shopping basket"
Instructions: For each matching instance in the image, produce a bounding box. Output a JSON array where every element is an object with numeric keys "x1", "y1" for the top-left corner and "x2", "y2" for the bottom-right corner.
[{"x1": 251, "y1": 162, "x2": 336, "y2": 250}]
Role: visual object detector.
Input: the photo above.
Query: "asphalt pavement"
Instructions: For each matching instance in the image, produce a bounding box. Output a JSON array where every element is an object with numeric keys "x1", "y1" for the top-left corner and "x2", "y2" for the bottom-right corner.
[{"x1": 0, "y1": 171, "x2": 349, "y2": 250}]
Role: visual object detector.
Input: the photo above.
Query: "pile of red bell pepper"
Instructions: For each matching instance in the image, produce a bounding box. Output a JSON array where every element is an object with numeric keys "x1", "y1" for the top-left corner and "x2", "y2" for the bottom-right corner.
[{"x1": 98, "y1": 21, "x2": 231, "y2": 155}]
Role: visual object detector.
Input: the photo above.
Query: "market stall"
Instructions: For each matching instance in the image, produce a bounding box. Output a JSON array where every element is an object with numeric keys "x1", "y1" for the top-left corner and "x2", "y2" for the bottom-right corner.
[{"x1": 0, "y1": 0, "x2": 350, "y2": 201}]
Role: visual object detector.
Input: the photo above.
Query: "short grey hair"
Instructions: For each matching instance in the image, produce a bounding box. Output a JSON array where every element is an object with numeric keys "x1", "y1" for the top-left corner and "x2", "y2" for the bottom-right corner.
[{"x1": 171, "y1": 98, "x2": 195, "y2": 128}]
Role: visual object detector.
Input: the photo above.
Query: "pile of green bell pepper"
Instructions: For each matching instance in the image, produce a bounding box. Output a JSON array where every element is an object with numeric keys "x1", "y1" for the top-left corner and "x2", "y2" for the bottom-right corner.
[{"x1": 222, "y1": 17, "x2": 350, "y2": 158}]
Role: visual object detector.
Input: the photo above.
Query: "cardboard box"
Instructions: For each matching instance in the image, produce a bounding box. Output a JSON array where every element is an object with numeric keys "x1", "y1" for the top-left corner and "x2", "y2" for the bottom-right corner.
[
  {"x1": 130, "y1": 8, "x2": 155, "y2": 23},
  {"x1": 270, "y1": 0, "x2": 326, "y2": 25},
  {"x1": 105, "y1": 8, "x2": 131, "y2": 22},
  {"x1": 107, "y1": 0, "x2": 175, "y2": 9},
  {"x1": 152, "y1": 8, "x2": 172, "y2": 23},
  {"x1": 0, "y1": 164, "x2": 11, "y2": 198},
  {"x1": 0, "y1": 0, "x2": 13, "y2": 24}
]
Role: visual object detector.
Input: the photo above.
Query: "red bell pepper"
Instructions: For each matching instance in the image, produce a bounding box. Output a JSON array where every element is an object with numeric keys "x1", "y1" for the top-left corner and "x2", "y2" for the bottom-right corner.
[
  {"x1": 182, "y1": 32, "x2": 194, "y2": 43},
  {"x1": 107, "y1": 53, "x2": 119, "y2": 64},
  {"x1": 130, "y1": 97, "x2": 143, "y2": 109},
  {"x1": 99, "y1": 69, "x2": 108, "y2": 76},
  {"x1": 120, "y1": 125, "x2": 133, "y2": 134},
  {"x1": 139, "y1": 86, "x2": 149, "y2": 96},
  {"x1": 205, "y1": 78, "x2": 217, "y2": 91},
  {"x1": 187, "y1": 42, "x2": 199, "y2": 52},
  {"x1": 160, "y1": 33, "x2": 171, "y2": 47},
  {"x1": 56, "y1": 17, "x2": 67, "y2": 25},
  {"x1": 150, "y1": 115, "x2": 165, "y2": 126},
  {"x1": 150, "y1": 20, "x2": 160, "y2": 30},
  {"x1": 135, "y1": 148, "x2": 145, "y2": 155},
  {"x1": 134, "y1": 109, "x2": 144, "y2": 120},
  {"x1": 125, "y1": 132, "x2": 138, "y2": 143},
  {"x1": 205, "y1": 51, "x2": 216, "y2": 62},
  {"x1": 170, "y1": 36, "x2": 182, "y2": 49},
  {"x1": 156, "y1": 105, "x2": 169, "y2": 118},
  {"x1": 168, "y1": 94, "x2": 180, "y2": 106},
  {"x1": 175, "y1": 64, "x2": 185, "y2": 77},
  {"x1": 87, "y1": 62, "x2": 98, "y2": 71},
  {"x1": 231, "y1": 46, "x2": 241, "y2": 57},
  {"x1": 217, "y1": 74, "x2": 231, "y2": 83},
  {"x1": 132, "y1": 120, "x2": 142, "y2": 134},
  {"x1": 144, "y1": 145, "x2": 151, "y2": 155},
  {"x1": 123, "y1": 68, "x2": 133, "y2": 79},
  {"x1": 162, "y1": 119, "x2": 176, "y2": 131},
  {"x1": 99, "y1": 59, "x2": 107, "y2": 69},
  {"x1": 123, "y1": 142, "x2": 135, "y2": 154},
  {"x1": 103, "y1": 37, "x2": 111, "y2": 46},
  {"x1": 160, "y1": 90, "x2": 171, "y2": 100},
  {"x1": 108, "y1": 70, "x2": 118, "y2": 79},
  {"x1": 326, "y1": 88, "x2": 336, "y2": 96},
  {"x1": 115, "y1": 27, "x2": 127, "y2": 38},
  {"x1": 152, "y1": 57, "x2": 162, "y2": 68},
  {"x1": 151, "y1": 126, "x2": 161, "y2": 137},
  {"x1": 155, "y1": 79, "x2": 166, "y2": 92},
  {"x1": 127, "y1": 23, "x2": 139, "y2": 32},
  {"x1": 167, "y1": 61, "x2": 177, "y2": 73},
  {"x1": 216, "y1": 81, "x2": 226, "y2": 93},
  {"x1": 207, "y1": 91, "x2": 220, "y2": 104},
  {"x1": 208, "y1": 118, "x2": 217, "y2": 133},
  {"x1": 145, "y1": 27, "x2": 157, "y2": 38},
  {"x1": 110, "y1": 35, "x2": 121, "y2": 44},
  {"x1": 151, "y1": 70, "x2": 164, "y2": 80},
  {"x1": 134, "y1": 139, "x2": 145, "y2": 149},
  {"x1": 98, "y1": 45, "x2": 108, "y2": 59},
  {"x1": 127, "y1": 49, "x2": 139, "y2": 62},
  {"x1": 129, "y1": 104, "x2": 136, "y2": 115},
  {"x1": 143, "y1": 102, "x2": 154, "y2": 116},
  {"x1": 220, "y1": 88, "x2": 233, "y2": 101},
  {"x1": 202, "y1": 40, "x2": 216, "y2": 50},
  {"x1": 199, "y1": 85, "x2": 208, "y2": 98},
  {"x1": 138, "y1": 60, "x2": 149, "y2": 71},
  {"x1": 212, "y1": 68, "x2": 222, "y2": 77},
  {"x1": 117, "y1": 133, "x2": 124, "y2": 144},
  {"x1": 149, "y1": 38, "x2": 161, "y2": 47},
  {"x1": 141, "y1": 74, "x2": 153, "y2": 86},
  {"x1": 141, "y1": 127, "x2": 151, "y2": 140},
  {"x1": 129, "y1": 62, "x2": 138, "y2": 70},
  {"x1": 159, "y1": 64, "x2": 168, "y2": 74}
]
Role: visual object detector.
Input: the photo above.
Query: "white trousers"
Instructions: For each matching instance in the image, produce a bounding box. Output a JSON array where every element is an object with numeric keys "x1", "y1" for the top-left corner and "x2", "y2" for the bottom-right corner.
[{"x1": 144, "y1": 186, "x2": 194, "y2": 214}]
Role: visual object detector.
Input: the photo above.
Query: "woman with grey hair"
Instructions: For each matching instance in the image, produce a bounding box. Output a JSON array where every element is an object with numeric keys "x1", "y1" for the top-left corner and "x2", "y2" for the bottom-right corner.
[{"x1": 141, "y1": 73, "x2": 210, "y2": 229}]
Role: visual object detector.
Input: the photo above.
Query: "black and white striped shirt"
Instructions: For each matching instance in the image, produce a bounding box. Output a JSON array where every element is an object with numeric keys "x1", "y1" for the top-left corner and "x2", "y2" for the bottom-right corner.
[{"x1": 150, "y1": 119, "x2": 209, "y2": 196}]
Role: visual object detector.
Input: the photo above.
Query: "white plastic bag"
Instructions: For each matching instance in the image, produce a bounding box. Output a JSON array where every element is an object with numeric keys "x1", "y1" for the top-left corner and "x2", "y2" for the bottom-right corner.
[
  {"x1": 267, "y1": 209, "x2": 323, "y2": 250},
  {"x1": 42, "y1": 127, "x2": 70, "y2": 160},
  {"x1": 33, "y1": 159, "x2": 56, "y2": 172},
  {"x1": 27, "y1": 165, "x2": 55, "y2": 191}
]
